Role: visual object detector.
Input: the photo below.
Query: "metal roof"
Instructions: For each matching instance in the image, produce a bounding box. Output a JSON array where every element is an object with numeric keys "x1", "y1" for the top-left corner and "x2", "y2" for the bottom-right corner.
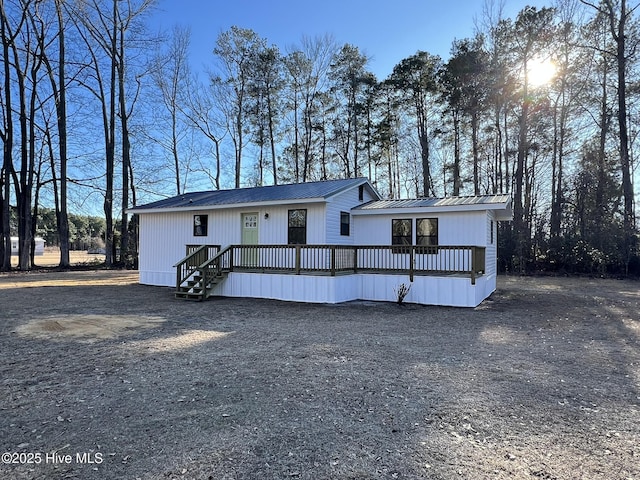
[
  {"x1": 353, "y1": 194, "x2": 511, "y2": 211},
  {"x1": 130, "y1": 178, "x2": 377, "y2": 212},
  {"x1": 352, "y1": 195, "x2": 513, "y2": 221}
]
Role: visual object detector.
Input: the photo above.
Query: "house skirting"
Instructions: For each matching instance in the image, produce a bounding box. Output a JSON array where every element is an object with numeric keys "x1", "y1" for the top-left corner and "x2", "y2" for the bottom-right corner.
[
  {"x1": 139, "y1": 270, "x2": 495, "y2": 307},
  {"x1": 207, "y1": 271, "x2": 496, "y2": 307}
]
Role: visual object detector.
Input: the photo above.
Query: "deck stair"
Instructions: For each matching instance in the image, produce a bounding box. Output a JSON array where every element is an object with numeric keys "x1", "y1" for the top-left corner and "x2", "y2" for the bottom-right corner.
[
  {"x1": 175, "y1": 270, "x2": 228, "y2": 300},
  {"x1": 173, "y1": 244, "x2": 233, "y2": 301}
]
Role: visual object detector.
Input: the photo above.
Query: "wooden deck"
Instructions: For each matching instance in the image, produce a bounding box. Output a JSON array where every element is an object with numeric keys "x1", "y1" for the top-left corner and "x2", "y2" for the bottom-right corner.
[{"x1": 174, "y1": 244, "x2": 486, "y2": 301}]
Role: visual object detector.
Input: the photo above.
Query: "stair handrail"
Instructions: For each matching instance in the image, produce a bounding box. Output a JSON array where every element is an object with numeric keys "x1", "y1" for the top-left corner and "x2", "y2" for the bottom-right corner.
[
  {"x1": 198, "y1": 245, "x2": 234, "y2": 299},
  {"x1": 174, "y1": 244, "x2": 221, "y2": 291},
  {"x1": 198, "y1": 245, "x2": 233, "y2": 273},
  {"x1": 173, "y1": 244, "x2": 205, "y2": 268},
  {"x1": 174, "y1": 245, "x2": 206, "y2": 289}
]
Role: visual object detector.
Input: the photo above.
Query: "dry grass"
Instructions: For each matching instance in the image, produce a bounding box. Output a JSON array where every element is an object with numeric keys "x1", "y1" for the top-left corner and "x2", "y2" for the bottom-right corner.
[
  {"x1": 0, "y1": 271, "x2": 639, "y2": 479},
  {"x1": 10, "y1": 249, "x2": 105, "y2": 268}
]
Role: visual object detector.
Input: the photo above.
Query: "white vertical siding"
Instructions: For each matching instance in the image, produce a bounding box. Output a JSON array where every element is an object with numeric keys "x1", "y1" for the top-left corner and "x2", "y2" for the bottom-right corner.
[
  {"x1": 212, "y1": 271, "x2": 490, "y2": 307},
  {"x1": 139, "y1": 212, "x2": 196, "y2": 285},
  {"x1": 325, "y1": 184, "x2": 377, "y2": 244},
  {"x1": 260, "y1": 203, "x2": 326, "y2": 244},
  {"x1": 138, "y1": 202, "x2": 327, "y2": 285},
  {"x1": 485, "y1": 211, "x2": 497, "y2": 276},
  {"x1": 352, "y1": 211, "x2": 488, "y2": 246}
]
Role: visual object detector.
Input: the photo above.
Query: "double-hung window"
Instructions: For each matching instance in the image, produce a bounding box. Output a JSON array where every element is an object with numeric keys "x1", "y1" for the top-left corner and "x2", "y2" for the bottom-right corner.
[
  {"x1": 391, "y1": 219, "x2": 412, "y2": 252},
  {"x1": 340, "y1": 212, "x2": 350, "y2": 236},
  {"x1": 416, "y1": 218, "x2": 438, "y2": 245},
  {"x1": 288, "y1": 209, "x2": 307, "y2": 244},
  {"x1": 392, "y1": 218, "x2": 439, "y2": 252},
  {"x1": 193, "y1": 215, "x2": 208, "y2": 236}
]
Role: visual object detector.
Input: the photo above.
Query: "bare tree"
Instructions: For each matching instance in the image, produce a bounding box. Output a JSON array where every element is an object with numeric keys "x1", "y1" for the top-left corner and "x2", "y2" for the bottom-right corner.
[
  {"x1": 70, "y1": 0, "x2": 153, "y2": 266},
  {"x1": 0, "y1": 0, "x2": 20, "y2": 271},
  {"x1": 511, "y1": 6, "x2": 555, "y2": 272},
  {"x1": 1, "y1": 0, "x2": 48, "y2": 271},
  {"x1": 179, "y1": 73, "x2": 227, "y2": 191},
  {"x1": 387, "y1": 50, "x2": 441, "y2": 196},
  {"x1": 150, "y1": 25, "x2": 191, "y2": 195},
  {"x1": 28, "y1": 0, "x2": 72, "y2": 268},
  {"x1": 283, "y1": 34, "x2": 337, "y2": 182},
  {"x1": 213, "y1": 26, "x2": 266, "y2": 188},
  {"x1": 248, "y1": 45, "x2": 282, "y2": 186}
]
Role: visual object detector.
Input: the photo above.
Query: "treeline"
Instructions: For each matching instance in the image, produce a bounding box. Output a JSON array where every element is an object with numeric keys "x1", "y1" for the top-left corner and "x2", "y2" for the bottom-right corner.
[
  {"x1": 1, "y1": 0, "x2": 638, "y2": 274},
  {"x1": 36, "y1": 207, "x2": 106, "y2": 251},
  {"x1": 5, "y1": 206, "x2": 106, "y2": 250}
]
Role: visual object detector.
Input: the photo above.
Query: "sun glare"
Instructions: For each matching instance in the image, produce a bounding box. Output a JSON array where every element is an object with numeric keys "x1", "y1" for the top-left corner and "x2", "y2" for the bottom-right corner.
[{"x1": 527, "y1": 57, "x2": 556, "y2": 88}]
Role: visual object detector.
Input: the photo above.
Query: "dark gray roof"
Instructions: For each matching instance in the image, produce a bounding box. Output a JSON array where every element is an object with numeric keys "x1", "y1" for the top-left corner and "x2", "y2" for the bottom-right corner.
[
  {"x1": 353, "y1": 194, "x2": 512, "y2": 210},
  {"x1": 130, "y1": 178, "x2": 376, "y2": 211}
]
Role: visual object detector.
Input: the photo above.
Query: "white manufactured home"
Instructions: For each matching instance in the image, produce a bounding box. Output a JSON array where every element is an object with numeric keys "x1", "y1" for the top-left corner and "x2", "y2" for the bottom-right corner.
[
  {"x1": 130, "y1": 178, "x2": 512, "y2": 307},
  {"x1": 10, "y1": 236, "x2": 45, "y2": 256}
]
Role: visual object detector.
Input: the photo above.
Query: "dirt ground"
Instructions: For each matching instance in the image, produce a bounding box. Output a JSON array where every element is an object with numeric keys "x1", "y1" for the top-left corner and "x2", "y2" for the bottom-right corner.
[{"x1": 0, "y1": 271, "x2": 638, "y2": 480}]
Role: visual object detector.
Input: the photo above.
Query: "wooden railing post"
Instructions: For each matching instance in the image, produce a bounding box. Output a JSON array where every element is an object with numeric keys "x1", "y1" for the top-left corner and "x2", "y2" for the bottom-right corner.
[
  {"x1": 330, "y1": 245, "x2": 336, "y2": 276},
  {"x1": 409, "y1": 246, "x2": 414, "y2": 282},
  {"x1": 470, "y1": 247, "x2": 476, "y2": 285},
  {"x1": 295, "y1": 245, "x2": 301, "y2": 274},
  {"x1": 353, "y1": 246, "x2": 358, "y2": 273}
]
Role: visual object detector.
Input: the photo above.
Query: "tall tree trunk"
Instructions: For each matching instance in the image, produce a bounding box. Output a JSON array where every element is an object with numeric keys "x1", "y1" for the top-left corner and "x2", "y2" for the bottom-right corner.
[
  {"x1": 104, "y1": 0, "x2": 117, "y2": 267},
  {"x1": 172, "y1": 113, "x2": 180, "y2": 194},
  {"x1": 595, "y1": 56, "x2": 610, "y2": 250},
  {"x1": 471, "y1": 111, "x2": 480, "y2": 195},
  {"x1": 235, "y1": 85, "x2": 244, "y2": 188},
  {"x1": 452, "y1": 111, "x2": 461, "y2": 196},
  {"x1": 118, "y1": 19, "x2": 130, "y2": 266},
  {"x1": 1, "y1": 3, "x2": 14, "y2": 271},
  {"x1": 15, "y1": 30, "x2": 30, "y2": 271},
  {"x1": 550, "y1": 85, "x2": 567, "y2": 239},
  {"x1": 514, "y1": 60, "x2": 529, "y2": 273},
  {"x1": 612, "y1": 0, "x2": 635, "y2": 270},
  {"x1": 293, "y1": 90, "x2": 300, "y2": 182},
  {"x1": 417, "y1": 106, "x2": 432, "y2": 196},
  {"x1": 493, "y1": 106, "x2": 503, "y2": 194},
  {"x1": 266, "y1": 87, "x2": 278, "y2": 185},
  {"x1": 54, "y1": 0, "x2": 70, "y2": 268}
]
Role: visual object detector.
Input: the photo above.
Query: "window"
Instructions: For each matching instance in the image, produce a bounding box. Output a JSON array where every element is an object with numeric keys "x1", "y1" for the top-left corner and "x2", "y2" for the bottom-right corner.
[
  {"x1": 490, "y1": 220, "x2": 494, "y2": 244},
  {"x1": 416, "y1": 218, "x2": 438, "y2": 246},
  {"x1": 288, "y1": 209, "x2": 307, "y2": 244},
  {"x1": 392, "y1": 219, "x2": 412, "y2": 247},
  {"x1": 193, "y1": 215, "x2": 208, "y2": 236},
  {"x1": 340, "y1": 212, "x2": 350, "y2": 236},
  {"x1": 358, "y1": 185, "x2": 364, "y2": 201}
]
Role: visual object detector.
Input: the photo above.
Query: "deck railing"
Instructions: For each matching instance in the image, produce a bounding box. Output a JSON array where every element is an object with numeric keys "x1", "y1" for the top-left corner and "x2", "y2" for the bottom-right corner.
[
  {"x1": 175, "y1": 244, "x2": 486, "y2": 293},
  {"x1": 209, "y1": 244, "x2": 485, "y2": 284}
]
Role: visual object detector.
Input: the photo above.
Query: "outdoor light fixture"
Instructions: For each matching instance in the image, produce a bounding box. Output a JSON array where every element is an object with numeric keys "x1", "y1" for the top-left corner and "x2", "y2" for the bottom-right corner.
[{"x1": 264, "y1": 213, "x2": 269, "y2": 219}]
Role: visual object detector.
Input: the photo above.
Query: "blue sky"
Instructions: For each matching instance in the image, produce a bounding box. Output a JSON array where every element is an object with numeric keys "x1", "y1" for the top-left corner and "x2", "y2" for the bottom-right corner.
[{"x1": 149, "y1": 0, "x2": 552, "y2": 79}]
